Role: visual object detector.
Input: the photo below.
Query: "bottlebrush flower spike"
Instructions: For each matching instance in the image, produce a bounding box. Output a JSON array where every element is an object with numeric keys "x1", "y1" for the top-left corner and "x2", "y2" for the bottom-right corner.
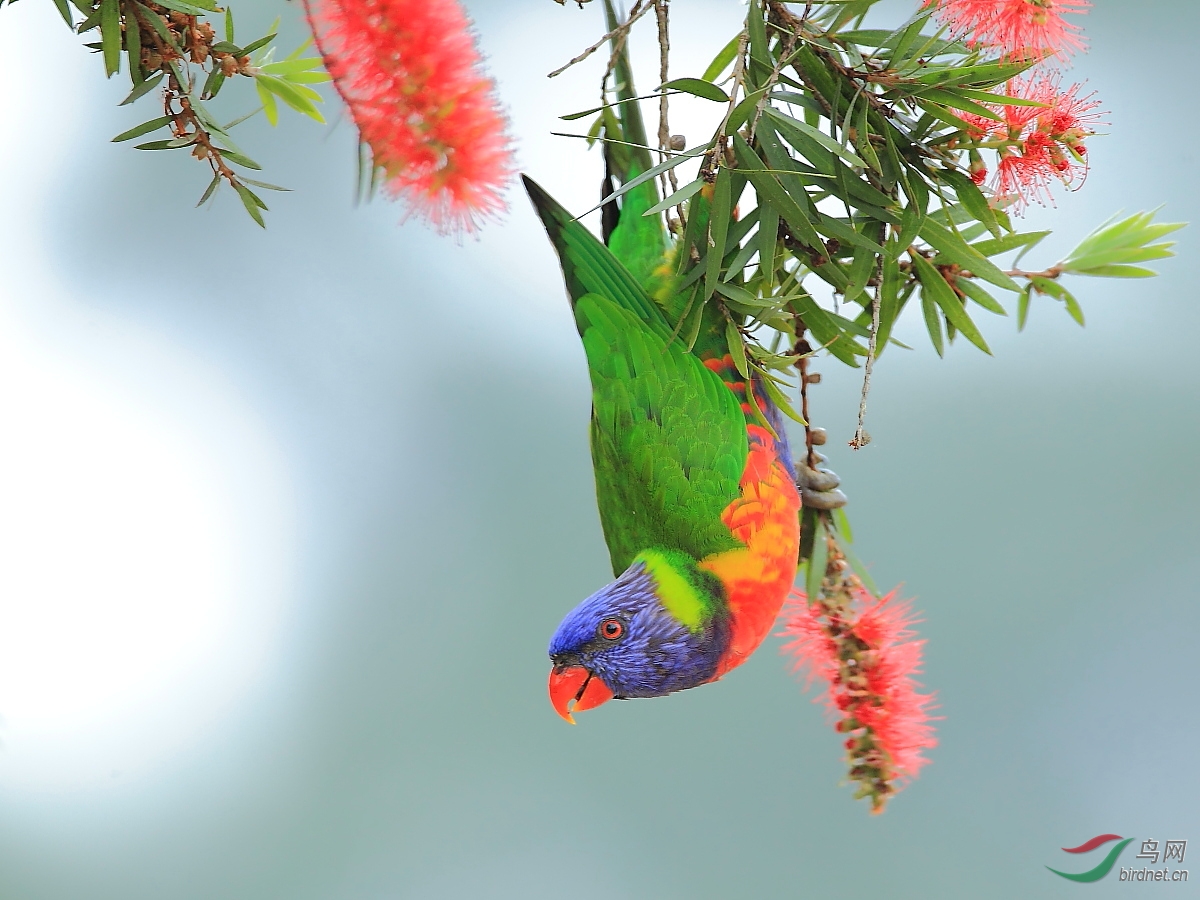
[
  {"x1": 926, "y1": 0, "x2": 1090, "y2": 61},
  {"x1": 780, "y1": 546, "x2": 937, "y2": 813},
  {"x1": 966, "y1": 74, "x2": 1104, "y2": 210},
  {"x1": 304, "y1": 0, "x2": 514, "y2": 233}
]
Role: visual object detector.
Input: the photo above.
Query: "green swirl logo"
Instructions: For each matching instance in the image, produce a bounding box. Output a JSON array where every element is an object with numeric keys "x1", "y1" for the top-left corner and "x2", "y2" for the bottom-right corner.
[{"x1": 1048, "y1": 834, "x2": 1134, "y2": 882}]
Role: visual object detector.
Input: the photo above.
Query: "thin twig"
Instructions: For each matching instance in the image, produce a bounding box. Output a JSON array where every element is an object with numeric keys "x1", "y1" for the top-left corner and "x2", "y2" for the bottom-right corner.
[
  {"x1": 1005, "y1": 265, "x2": 1064, "y2": 280},
  {"x1": 548, "y1": 0, "x2": 652, "y2": 79},
  {"x1": 717, "y1": 30, "x2": 749, "y2": 141},
  {"x1": 795, "y1": 332, "x2": 817, "y2": 469},
  {"x1": 849, "y1": 283, "x2": 881, "y2": 450},
  {"x1": 654, "y1": 0, "x2": 676, "y2": 195}
]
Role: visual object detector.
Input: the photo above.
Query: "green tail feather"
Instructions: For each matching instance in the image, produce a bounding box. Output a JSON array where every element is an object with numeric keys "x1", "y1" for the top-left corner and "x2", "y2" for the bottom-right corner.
[{"x1": 523, "y1": 175, "x2": 672, "y2": 343}]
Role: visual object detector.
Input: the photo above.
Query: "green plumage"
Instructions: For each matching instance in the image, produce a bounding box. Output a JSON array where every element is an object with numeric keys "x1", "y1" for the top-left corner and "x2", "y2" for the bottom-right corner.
[
  {"x1": 525, "y1": 8, "x2": 755, "y2": 577},
  {"x1": 523, "y1": 178, "x2": 748, "y2": 577}
]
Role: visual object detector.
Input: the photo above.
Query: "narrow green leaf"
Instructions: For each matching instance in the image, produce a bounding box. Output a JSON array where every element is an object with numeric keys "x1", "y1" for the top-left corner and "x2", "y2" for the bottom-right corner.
[
  {"x1": 758, "y1": 204, "x2": 778, "y2": 287},
  {"x1": 746, "y1": 0, "x2": 770, "y2": 73},
  {"x1": 52, "y1": 0, "x2": 73, "y2": 26},
  {"x1": 806, "y1": 517, "x2": 828, "y2": 601},
  {"x1": 223, "y1": 108, "x2": 261, "y2": 130},
  {"x1": 119, "y1": 72, "x2": 164, "y2": 105},
  {"x1": 914, "y1": 87, "x2": 1003, "y2": 121},
  {"x1": 791, "y1": 293, "x2": 865, "y2": 366},
  {"x1": 219, "y1": 148, "x2": 262, "y2": 170},
  {"x1": 1017, "y1": 284, "x2": 1032, "y2": 331},
  {"x1": 759, "y1": 372, "x2": 806, "y2": 425},
  {"x1": 1061, "y1": 288, "x2": 1085, "y2": 325},
  {"x1": 660, "y1": 77, "x2": 729, "y2": 103},
  {"x1": 705, "y1": 167, "x2": 732, "y2": 301},
  {"x1": 956, "y1": 276, "x2": 1007, "y2": 315},
  {"x1": 260, "y1": 57, "x2": 326, "y2": 76},
  {"x1": 843, "y1": 244, "x2": 874, "y2": 304},
  {"x1": 643, "y1": 178, "x2": 704, "y2": 216},
  {"x1": 255, "y1": 75, "x2": 325, "y2": 122},
  {"x1": 971, "y1": 230, "x2": 1049, "y2": 258},
  {"x1": 201, "y1": 69, "x2": 225, "y2": 100},
  {"x1": 766, "y1": 107, "x2": 866, "y2": 167},
  {"x1": 239, "y1": 177, "x2": 291, "y2": 191},
  {"x1": 725, "y1": 87, "x2": 767, "y2": 133},
  {"x1": 125, "y1": 7, "x2": 142, "y2": 86},
  {"x1": 153, "y1": 0, "x2": 216, "y2": 14},
  {"x1": 920, "y1": 290, "x2": 945, "y2": 357},
  {"x1": 722, "y1": 232, "x2": 761, "y2": 282},
  {"x1": 240, "y1": 32, "x2": 277, "y2": 56},
  {"x1": 920, "y1": 218, "x2": 1021, "y2": 292},
  {"x1": 256, "y1": 79, "x2": 279, "y2": 126},
  {"x1": 1070, "y1": 264, "x2": 1159, "y2": 278},
  {"x1": 196, "y1": 173, "x2": 221, "y2": 207},
  {"x1": 112, "y1": 115, "x2": 174, "y2": 142},
  {"x1": 725, "y1": 319, "x2": 750, "y2": 379},
  {"x1": 937, "y1": 168, "x2": 1000, "y2": 238},
  {"x1": 913, "y1": 254, "x2": 991, "y2": 353},
  {"x1": 281, "y1": 71, "x2": 330, "y2": 84},
  {"x1": 233, "y1": 182, "x2": 267, "y2": 227},
  {"x1": 134, "y1": 137, "x2": 193, "y2": 150},
  {"x1": 702, "y1": 34, "x2": 741, "y2": 82},
  {"x1": 100, "y1": 0, "x2": 120, "y2": 77},
  {"x1": 224, "y1": 6, "x2": 234, "y2": 42}
]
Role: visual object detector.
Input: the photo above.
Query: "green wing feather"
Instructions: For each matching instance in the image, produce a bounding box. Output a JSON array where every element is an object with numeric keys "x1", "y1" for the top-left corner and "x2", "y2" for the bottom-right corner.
[{"x1": 524, "y1": 176, "x2": 747, "y2": 576}]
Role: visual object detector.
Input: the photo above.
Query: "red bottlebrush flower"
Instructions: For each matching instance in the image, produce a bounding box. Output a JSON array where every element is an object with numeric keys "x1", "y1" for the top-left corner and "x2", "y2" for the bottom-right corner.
[
  {"x1": 304, "y1": 0, "x2": 514, "y2": 233},
  {"x1": 781, "y1": 580, "x2": 938, "y2": 812},
  {"x1": 962, "y1": 74, "x2": 1103, "y2": 210},
  {"x1": 927, "y1": 0, "x2": 1090, "y2": 61}
]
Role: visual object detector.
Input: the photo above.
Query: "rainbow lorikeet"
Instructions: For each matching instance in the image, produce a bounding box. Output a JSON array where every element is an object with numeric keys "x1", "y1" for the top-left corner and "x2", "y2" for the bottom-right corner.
[{"x1": 527, "y1": 24, "x2": 802, "y2": 723}]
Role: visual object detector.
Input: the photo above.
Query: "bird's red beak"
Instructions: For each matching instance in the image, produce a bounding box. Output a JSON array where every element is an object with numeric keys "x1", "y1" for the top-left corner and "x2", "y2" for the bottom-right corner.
[{"x1": 548, "y1": 665, "x2": 614, "y2": 724}]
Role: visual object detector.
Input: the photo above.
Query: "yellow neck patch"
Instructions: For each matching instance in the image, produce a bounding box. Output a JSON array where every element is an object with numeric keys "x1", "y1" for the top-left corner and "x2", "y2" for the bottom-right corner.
[{"x1": 637, "y1": 549, "x2": 708, "y2": 632}]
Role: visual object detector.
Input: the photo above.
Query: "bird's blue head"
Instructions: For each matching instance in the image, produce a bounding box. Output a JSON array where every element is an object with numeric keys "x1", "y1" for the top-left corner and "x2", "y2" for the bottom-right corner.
[{"x1": 547, "y1": 551, "x2": 729, "y2": 722}]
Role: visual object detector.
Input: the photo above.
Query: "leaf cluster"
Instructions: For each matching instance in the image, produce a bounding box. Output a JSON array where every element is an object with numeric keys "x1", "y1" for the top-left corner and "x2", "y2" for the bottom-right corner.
[
  {"x1": 48, "y1": 0, "x2": 329, "y2": 224},
  {"x1": 580, "y1": 0, "x2": 1180, "y2": 385}
]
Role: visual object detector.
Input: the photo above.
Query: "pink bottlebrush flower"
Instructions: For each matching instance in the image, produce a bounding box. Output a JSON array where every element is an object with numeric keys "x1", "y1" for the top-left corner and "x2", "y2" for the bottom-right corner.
[
  {"x1": 304, "y1": 0, "x2": 514, "y2": 233},
  {"x1": 781, "y1": 583, "x2": 938, "y2": 812},
  {"x1": 926, "y1": 0, "x2": 1090, "y2": 61}
]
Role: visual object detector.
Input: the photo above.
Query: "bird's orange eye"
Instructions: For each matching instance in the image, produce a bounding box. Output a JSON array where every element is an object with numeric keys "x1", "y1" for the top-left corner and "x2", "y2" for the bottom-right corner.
[{"x1": 599, "y1": 618, "x2": 624, "y2": 641}]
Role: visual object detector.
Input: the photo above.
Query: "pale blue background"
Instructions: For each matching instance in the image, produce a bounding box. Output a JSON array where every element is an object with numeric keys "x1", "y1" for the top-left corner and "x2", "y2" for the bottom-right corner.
[{"x1": 0, "y1": 1, "x2": 1195, "y2": 897}]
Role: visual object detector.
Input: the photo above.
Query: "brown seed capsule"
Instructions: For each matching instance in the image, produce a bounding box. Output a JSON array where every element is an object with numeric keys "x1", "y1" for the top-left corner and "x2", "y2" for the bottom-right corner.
[
  {"x1": 221, "y1": 55, "x2": 237, "y2": 77},
  {"x1": 669, "y1": 134, "x2": 686, "y2": 151},
  {"x1": 806, "y1": 372, "x2": 822, "y2": 385},
  {"x1": 810, "y1": 426, "x2": 827, "y2": 446}
]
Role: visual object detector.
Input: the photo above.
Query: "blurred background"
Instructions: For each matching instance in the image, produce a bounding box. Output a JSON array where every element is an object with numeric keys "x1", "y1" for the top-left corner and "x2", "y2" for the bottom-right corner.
[{"x1": 0, "y1": 1, "x2": 1196, "y2": 897}]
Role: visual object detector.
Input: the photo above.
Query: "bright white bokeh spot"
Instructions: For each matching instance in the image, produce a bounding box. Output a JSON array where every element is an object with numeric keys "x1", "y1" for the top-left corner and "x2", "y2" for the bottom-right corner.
[
  {"x1": 0, "y1": 3, "x2": 296, "y2": 793},
  {"x1": 0, "y1": 341, "x2": 230, "y2": 727},
  {"x1": 0, "y1": 313, "x2": 297, "y2": 794}
]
